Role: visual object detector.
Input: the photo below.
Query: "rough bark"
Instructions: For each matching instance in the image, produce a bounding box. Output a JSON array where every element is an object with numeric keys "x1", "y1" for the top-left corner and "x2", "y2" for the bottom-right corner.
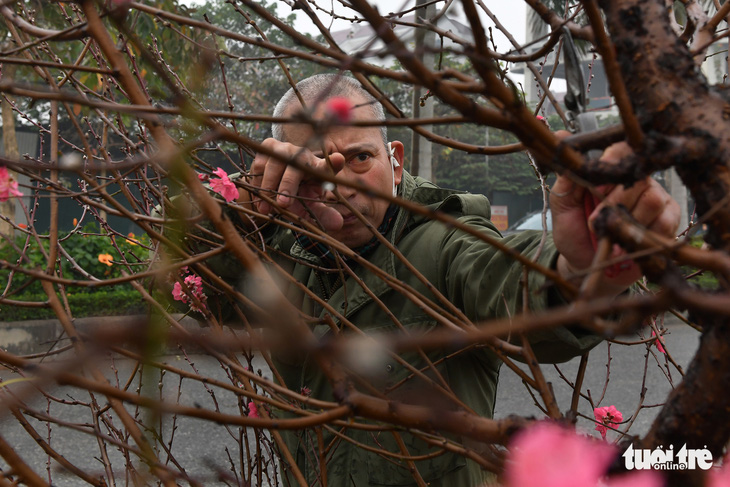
[{"x1": 597, "y1": 0, "x2": 730, "y2": 471}]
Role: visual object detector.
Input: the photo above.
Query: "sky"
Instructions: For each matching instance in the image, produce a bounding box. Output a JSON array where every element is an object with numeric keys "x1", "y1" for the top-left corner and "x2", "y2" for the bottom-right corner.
[
  {"x1": 180, "y1": 0, "x2": 530, "y2": 86},
  {"x1": 181, "y1": 0, "x2": 527, "y2": 47}
]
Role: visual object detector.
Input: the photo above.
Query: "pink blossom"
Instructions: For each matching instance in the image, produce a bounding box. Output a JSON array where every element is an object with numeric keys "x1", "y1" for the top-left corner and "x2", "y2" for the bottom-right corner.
[
  {"x1": 0, "y1": 166, "x2": 22, "y2": 202},
  {"x1": 536, "y1": 115, "x2": 550, "y2": 128},
  {"x1": 594, "y1": 405, "x2": 624, "y2": 440},
  {"x1": 651, "y1": 330, "x2": 666, "y2": 354},
  {"x1": 172, "y1": 281, "x2": 185, "y2": 302},
  {"x1": 247, "y1": 401, "x2": 260, "y2": 418},
  {"x1": 504, "y1": 422, "x2": 614, "y2": 487},
  {"x1": 300, "y1": 386, "x2": 311, "y2": 397},
  {"x1": 184, "y1": 275, "x2": 207, "y2": 311},
  {"x1": 171, "y1": 270, "x2": 207, "y2": 312},
  {"x1": 197, "y1": 172, "x2": 209, "y2": 182},
  {"x1": 707, "y1": 454, "x2": 730, "y2": 487},
  {"x1": 209, "y1": 168, "x2": 239, "y2": 202},
  {"x1": 325, "y1": 96, "x2": 353, "y2": 123},
  {"x1": 605, "y1": 470, "x2": 664, "y2": 487}
]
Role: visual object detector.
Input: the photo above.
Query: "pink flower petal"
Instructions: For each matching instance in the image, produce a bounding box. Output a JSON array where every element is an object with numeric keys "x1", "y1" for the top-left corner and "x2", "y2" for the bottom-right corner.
[
  {"x1": 708, "y1": 460, "x2": 730, "y2": 487},
  {"x1": 505, "y1": 422, "x2": 614, "y2": 487},
  {"x1": 652, "y1": 330, "x2": 666, "y2": 354},
  {"x1": 247, "y1": 401, "x2": 260, "y2": 418},
  {"x1": 0, "y1": 165, "x2": 22, "y2": 202},
  {"x1": 172, "y1": 282, "x2": 186, "y2": 303},
  {"x1": 594, "y1": 406, "x2": 623, "y2": 439},
  {"x1": 325, "y1": 97, "x2": 353, "y2": 123},
  {"x1": 172, "y1": 273, "x2": 208, "y2": 312},
  {"x1": 209, "y1": 168, "x2": 239, "y2": 202},
  {"x1": 212, "y1": 167, "x2": 229, "y2": 180}
]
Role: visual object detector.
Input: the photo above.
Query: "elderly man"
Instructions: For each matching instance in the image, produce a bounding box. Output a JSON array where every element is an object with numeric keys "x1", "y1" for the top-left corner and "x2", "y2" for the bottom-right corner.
[{"x1": 227, "y1": 74, "x2": 679, "y2": 486}]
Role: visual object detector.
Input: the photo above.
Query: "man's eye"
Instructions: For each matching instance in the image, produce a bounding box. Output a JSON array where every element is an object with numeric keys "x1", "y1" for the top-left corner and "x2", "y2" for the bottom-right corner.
[{"x1": 351, "y1": 153, "x2": 370, "y2": 164}]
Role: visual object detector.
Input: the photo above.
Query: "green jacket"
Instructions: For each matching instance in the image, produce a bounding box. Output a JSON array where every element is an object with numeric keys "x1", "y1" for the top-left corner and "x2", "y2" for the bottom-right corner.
[{"x1": 216, "y1": 171, "x2": 601, "y2": 486}]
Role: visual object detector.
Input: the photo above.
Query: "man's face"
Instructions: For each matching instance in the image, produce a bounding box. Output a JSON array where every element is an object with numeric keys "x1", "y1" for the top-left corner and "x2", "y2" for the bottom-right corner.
[{"x1": 282, "y1": 95, "x2": 403, "y2": 248}]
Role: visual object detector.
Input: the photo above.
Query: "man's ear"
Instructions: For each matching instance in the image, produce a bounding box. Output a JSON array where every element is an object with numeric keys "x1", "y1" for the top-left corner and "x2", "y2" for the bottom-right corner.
[{"x1": 390, "y1": 140, "x2": 405, "y2": 185}]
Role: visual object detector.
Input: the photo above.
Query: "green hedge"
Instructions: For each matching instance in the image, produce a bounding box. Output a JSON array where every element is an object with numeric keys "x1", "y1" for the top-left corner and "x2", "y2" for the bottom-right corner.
[
  {"x1": 1, "y1": 287, "x2": 148, "y2": 322},
  {"x1": 1, "y1": 223, "x2": 155, "y2": 322},
  {"x1": 0, "y1": 223, "x2": 151, "y2": 297}
]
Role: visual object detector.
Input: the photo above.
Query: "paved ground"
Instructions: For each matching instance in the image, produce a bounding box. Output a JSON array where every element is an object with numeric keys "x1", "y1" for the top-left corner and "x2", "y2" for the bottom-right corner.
[
  {"x1": 494, "y1": 315, "x2": 699, "y2": 438},
  {"x1": 0, "y1": 315, "x2": 699, "y2": 485}
]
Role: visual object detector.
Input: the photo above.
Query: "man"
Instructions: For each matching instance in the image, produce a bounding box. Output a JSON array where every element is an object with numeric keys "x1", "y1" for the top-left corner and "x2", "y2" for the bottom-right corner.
[{"x1": 228, "y1": 74, "x2": 679, "y2": 486}]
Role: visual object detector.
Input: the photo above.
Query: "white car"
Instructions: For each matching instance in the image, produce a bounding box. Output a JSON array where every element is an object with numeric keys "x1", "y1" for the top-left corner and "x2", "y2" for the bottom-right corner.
[{"x1": 504, "y1": 209, "x2": 552, "y2": 235}]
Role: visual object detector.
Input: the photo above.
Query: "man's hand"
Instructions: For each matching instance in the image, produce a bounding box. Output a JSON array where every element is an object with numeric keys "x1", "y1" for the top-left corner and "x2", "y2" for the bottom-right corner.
[
  {"x1": 247, "y1": 138, "x2": 344, "y2": 231},
  {"x1": 551, "y1": 141, "x2": 680, "y2": 296}
]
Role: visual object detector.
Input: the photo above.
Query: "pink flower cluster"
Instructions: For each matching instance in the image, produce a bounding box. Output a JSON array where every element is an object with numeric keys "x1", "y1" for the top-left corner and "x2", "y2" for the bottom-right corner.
[
  {"x1": 0, "y1": 166, "x2": 22, "y2": 202},
  {"x1": 172, "y1": 267, "x2": 208, "y2": 312},
  {"x1": 594, "y1": 405, "x2": 624, "y2": 440},
  {"x1": 209, "y1": 168, "x2": 239, "y2": 203},
  {"x1": 247, "y1": 401, "x2": 260, "y2": 418},
  {"x1": 504, "y1": 422, "x2": 662, "y2": 487}
]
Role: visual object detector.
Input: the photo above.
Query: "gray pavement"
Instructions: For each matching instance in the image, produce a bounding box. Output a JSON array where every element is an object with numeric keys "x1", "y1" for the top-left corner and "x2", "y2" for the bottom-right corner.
[
  {"x1": 494, "y1": 315, "x2": 700, "y2": 439},
  {"x1": 0, "y1": 315, "x2": 700, "y2": 486}
]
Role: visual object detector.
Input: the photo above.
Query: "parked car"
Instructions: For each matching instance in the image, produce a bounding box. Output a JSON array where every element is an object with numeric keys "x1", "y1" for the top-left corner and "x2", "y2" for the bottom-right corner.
[{"x1": 503, "y1": 209, "x2": 552, "y2": 235}]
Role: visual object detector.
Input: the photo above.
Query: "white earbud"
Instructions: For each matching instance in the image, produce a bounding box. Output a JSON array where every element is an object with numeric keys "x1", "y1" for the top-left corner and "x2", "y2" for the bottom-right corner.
[{"x1": 387, "y1": 142, "x2": 399, "y2": 197}]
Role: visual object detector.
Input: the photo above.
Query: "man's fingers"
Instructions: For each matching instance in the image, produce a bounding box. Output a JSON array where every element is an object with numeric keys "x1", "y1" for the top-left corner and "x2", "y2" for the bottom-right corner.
[
  {"x1": 550, "y1": 174, "x2": 585, "y2": 210},
  {"x1": 277, "y1": 164, "x2": 308, "y2": 208},
  {"x1": 591, "y1": 180, "x2": 649, "y2": 218},
  {"x1": 595, "y1": 179, "x2": 678, "y2": 236},
  {"x1": 256, "y1": 157, "x2": 288, "y2": 214},
  {"x1": 600, "y1": 141, "x2": 632, "y2": 163},
  {"x1": 307, "y1": 202, "x2": 344, "y2": 231},
  {"x1": 249, "y1": 138, "x2": 347, "y2": 229},
  {"x1": 252, "y1": 140, "x2": 316, "y2": 214},
  {"x1": 284, "y1": 196, "x2": 343, "y2": 232},
  {"x1": 623, "y1": 182, "x2": 670, "y2": 228},
  {"x1": 646, "y1": 193, "x2": 681, "y2": 237}
]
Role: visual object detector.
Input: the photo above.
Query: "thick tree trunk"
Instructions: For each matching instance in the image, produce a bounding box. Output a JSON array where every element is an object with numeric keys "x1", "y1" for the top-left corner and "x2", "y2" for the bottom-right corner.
[{"x1": 597, "y1": 0, "x2": 730, "y2": 472}]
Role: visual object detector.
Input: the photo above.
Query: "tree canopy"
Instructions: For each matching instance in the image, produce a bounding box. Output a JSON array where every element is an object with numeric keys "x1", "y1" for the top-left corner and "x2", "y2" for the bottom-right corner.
[{"x1": 0, "y1": 1, "x2": 729, "y2": 486}]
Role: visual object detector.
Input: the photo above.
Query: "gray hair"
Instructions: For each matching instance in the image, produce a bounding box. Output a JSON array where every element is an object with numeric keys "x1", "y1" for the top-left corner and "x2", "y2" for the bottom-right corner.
[{"x1": 271, "y1": 74, "x2": 388, "y2": 146}]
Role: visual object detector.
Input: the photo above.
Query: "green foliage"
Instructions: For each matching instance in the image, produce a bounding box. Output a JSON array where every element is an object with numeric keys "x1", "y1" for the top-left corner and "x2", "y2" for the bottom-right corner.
[
  {"x1": 0, "y1": 288, "x2": 146, "y2": 322},
  {"x1": 432, "y1": 119, "x2": 546, "y2": 198},
  {"x1": 372, "y1": 55, "x2": 545, "y2": 198},
  {"x1": 0, "y1": 223, "x2": 150, "y2": 322},
  {"x1": 161, "y1": 0, "x2": 328, "y2": 173},
  {"x1": 683, "y1": 234, "x2": 719, "y2": 289},
  {"x1": 187, "y1": 0, "x2": 322, "y2": 140},
  {"x1": 0, "y1": 223, "x2": 150, "y2": 297}
]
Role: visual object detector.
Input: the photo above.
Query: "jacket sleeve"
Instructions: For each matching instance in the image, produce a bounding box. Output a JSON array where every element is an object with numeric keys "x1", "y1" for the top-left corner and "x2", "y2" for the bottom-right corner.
[{"x1": 438, "y1": 218, "x2": 602, "y2": 363}]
